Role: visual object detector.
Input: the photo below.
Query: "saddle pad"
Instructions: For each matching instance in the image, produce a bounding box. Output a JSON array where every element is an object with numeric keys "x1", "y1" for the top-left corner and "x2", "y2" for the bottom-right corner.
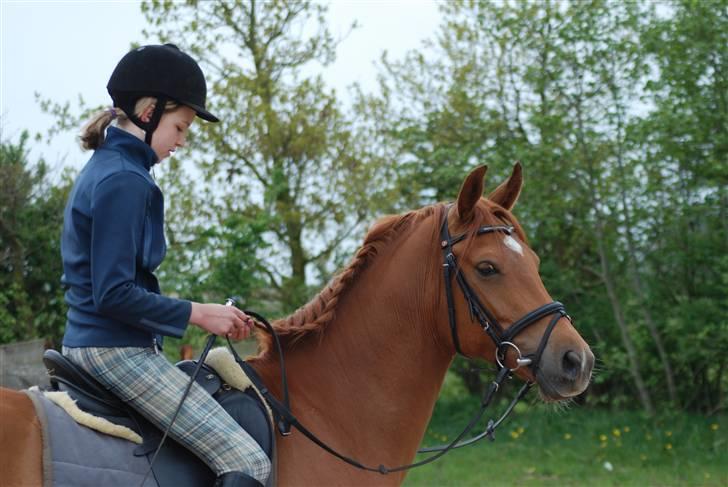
[
  {"x1": 42, "y1": 390, "x2": 142, "y2": 444},
  {"x1": 24, "y1": 389, "x2": 157, "y2": 487}
]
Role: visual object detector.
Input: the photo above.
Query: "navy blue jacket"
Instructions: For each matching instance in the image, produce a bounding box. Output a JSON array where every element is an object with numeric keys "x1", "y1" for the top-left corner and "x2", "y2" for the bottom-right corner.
[{"x1": 61, "y1": 126, "x2": 191, "y2": 348}]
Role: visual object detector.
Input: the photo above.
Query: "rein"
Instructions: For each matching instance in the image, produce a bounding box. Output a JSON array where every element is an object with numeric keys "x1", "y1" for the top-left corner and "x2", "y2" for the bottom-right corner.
[
  {"x1": 221, "y1": 206, "x2": 572, "y2": 474},
  {"x1": 145, "y1": 206, "x2": 572, "y2": 480},
  {"x1": 228, "y1": 314, "x2": 526, "y2": 475}
]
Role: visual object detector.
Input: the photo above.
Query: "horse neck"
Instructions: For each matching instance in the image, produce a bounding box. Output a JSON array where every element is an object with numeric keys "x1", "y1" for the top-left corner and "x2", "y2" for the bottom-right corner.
[{"x1": 253, "y1": 214, "x2": 454, "y2": 464}]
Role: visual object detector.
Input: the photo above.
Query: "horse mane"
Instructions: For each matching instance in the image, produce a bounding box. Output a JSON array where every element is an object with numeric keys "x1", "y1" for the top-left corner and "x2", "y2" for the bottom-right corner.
[
  {"x1": 254, "y1": 197, "x2": 527, "y2": 358},
  {"x1": 255, "y1": 203, "x2": 446, "y2": 357}
]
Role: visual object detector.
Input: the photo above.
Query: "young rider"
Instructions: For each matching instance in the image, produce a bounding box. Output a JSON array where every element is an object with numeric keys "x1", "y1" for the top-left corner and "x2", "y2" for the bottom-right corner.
[{"x1": 60, "y1": 44, "x2": 270, "y2": 487}]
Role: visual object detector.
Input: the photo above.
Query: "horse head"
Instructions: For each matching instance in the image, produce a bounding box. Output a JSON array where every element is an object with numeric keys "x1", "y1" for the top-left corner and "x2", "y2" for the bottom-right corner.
[{"x1": 440, "y1": 163, "x2": 594, "y2": 401}]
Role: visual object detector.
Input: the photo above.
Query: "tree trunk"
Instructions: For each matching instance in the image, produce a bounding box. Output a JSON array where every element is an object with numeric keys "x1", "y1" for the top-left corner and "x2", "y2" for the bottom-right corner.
[
  {"x1": 593, "y1": 223, "x2": 654, "y2": 416},
  {"x1": 575, "y1": 101, "x2": 655, "y2": 416},
  {"x1": 610, "y1": 93, "x2": 678, "y2": 406}
]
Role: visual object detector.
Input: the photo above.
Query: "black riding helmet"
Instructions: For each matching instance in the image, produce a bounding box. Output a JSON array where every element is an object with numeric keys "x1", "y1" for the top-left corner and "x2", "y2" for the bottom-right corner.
[{"x1": 107, "y1": 43, "x2": 219, "y2": 145}]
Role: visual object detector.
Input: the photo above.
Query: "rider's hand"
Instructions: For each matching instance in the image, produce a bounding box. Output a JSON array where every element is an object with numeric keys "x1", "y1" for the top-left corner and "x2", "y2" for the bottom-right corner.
[{"x1": 189, "y1": 303, "x2": 254, "y2": 340}]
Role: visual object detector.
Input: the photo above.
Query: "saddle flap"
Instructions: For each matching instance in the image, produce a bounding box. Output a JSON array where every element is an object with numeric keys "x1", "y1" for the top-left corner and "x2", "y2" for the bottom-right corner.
[{"x1": 176, "y1": 359, "x2": 222, "y2": 395}]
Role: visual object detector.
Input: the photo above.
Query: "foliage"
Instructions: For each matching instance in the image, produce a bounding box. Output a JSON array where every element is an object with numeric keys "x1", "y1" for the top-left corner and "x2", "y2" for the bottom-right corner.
[
  {"x1": 140, "y1": 0, "x2": 396, "y2": 312},
  {"x1": 6, "y1": 0, "x2": 726, "y2": 414},
  {"x1": 0, "y1": 131, "x2": 74, "y2": 346},
  {"x1": 364, "y1": 0, "x2": 727, "y2": 413}
]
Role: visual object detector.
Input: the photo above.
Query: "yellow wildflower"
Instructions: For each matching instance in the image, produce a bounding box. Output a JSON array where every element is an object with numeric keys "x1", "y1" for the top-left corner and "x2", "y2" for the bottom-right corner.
[
  {"x1": 510, "y1": 430, "x2": 520, "y2": 440},
  {"x1": 665, "y1": 443, "x2": 673, "y2": 451},
  {"x1": 623, "y1": 426, "x2": 630, "y2": 433},
  {"x1": 710, "y1": 423, "x2": 719, "y2": 431},
  {"x1": 612, "y1": 428, "x2": 621, "y2": 437},
  {"x1": 518, "y1": 426, "x2": 525, "y2": 434},
  {"x1": 665, "y1": 431, "x2": 672, "y2": 437},
  {"x1": 599, "y1": 434, "x2": 608, "y2": 442},
  {"x1": 564, "y1": 433, "x2": 572, "y2": 440}
]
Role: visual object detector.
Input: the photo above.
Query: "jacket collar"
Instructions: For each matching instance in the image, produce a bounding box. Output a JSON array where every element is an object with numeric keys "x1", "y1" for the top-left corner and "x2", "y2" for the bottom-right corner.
[{"x1": 104, "y1": 126, "x2": 159, "y2": 170}]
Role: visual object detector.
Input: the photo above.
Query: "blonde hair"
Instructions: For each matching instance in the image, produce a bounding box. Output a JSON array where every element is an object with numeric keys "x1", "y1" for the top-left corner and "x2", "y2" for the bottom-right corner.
[{"x1": 80, "y1": 97, "x2": 180, "y2": 150}]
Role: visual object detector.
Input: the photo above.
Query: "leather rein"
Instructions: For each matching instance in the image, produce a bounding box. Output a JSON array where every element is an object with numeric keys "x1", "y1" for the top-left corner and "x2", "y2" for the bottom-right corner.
[{"x1": 227, "y1": 207, "x2": 571, "y2": 474}]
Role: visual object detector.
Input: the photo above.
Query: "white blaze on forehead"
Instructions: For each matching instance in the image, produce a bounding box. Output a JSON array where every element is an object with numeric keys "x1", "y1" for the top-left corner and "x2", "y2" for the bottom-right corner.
[{"x1": 504, "y1": 235, "x2": 524, "y2": 256}]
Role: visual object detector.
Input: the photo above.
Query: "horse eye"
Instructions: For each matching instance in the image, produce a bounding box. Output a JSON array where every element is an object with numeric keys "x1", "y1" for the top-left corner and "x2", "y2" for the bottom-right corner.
[{"x1": 476, "y1": 262, "x2": 498, "y2": 277}]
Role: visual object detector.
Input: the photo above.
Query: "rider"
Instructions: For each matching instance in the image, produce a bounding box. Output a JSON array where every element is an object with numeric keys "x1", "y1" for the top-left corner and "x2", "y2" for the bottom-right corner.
[{"x1": 60, "y1": 44, "x2": 270, "y2": 487}]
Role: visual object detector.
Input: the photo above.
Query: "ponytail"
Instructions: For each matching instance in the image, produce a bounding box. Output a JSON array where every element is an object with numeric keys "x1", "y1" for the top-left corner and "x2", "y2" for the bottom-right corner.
[
  {"x1": 79, "y1": 108, "x2": 120, "y2": 150},
  {"x1": 79, "y1": 97, "x2": 179, "y2": 151}
]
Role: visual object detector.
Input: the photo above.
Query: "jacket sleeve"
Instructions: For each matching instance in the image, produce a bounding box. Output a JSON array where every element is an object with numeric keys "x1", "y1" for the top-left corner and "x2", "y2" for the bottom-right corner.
[{"x1": 90, "y1": 171, "x2": 191, "y2": 337}]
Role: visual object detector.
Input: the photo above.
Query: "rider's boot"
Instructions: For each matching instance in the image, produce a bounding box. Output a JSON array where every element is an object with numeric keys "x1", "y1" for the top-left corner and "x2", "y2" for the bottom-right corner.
[{"x1": 214, "y1": 471, "x2": 263, "y2": 487}]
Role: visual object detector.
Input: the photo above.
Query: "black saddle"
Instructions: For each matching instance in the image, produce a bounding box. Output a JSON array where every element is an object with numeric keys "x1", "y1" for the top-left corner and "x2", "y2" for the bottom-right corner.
[{"x1": 43, "y1": 349, "x2": 273, "y2": 487}]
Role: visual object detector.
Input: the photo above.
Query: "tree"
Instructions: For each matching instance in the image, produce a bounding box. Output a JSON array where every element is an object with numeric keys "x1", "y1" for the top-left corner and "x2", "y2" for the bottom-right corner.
[
  {"x1": 637, "y1": 0, "x2": 728, "y2": 413},
  {"x1": 364, "y1": 0, "x2": 706, "y2": 413},
  {"x1": 0, "y1": 131, "x2": 73, "y2": 346},
  {"x1": 141, "y1": 0, "x2": 395, "y2": 311}
]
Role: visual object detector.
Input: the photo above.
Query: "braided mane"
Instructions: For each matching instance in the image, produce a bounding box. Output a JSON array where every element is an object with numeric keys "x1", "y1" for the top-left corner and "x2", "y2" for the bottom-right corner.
[{"x1": 256, "y1": 204, "x2": 445, "y2": 356}]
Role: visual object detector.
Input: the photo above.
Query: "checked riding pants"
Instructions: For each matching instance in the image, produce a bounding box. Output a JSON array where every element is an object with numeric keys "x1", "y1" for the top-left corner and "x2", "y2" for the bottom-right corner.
[{"x1": 63, "y1": 346, "x2": 271, "y2": 483}]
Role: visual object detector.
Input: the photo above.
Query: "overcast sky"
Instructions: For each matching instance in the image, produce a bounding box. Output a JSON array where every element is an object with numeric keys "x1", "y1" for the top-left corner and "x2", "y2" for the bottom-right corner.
[{"x1": 1, "y1": 0, "x2": 441, "y2": 172}]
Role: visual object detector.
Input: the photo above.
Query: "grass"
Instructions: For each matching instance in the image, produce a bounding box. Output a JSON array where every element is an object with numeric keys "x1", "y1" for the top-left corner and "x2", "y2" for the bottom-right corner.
[{"x1": 403, "y1": 375, "x2": 726, "y2": 486}]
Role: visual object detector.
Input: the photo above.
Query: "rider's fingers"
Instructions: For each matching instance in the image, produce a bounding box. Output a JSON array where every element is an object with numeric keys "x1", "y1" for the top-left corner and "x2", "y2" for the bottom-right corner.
[{"x1": 232, "y1": 307, "x2": 248, "y2": 320}]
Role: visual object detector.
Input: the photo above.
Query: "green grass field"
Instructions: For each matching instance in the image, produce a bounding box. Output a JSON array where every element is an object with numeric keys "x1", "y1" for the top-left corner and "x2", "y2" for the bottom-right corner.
[{"x1": 403, "y1": 377, "x2": 726, "y2": 486}]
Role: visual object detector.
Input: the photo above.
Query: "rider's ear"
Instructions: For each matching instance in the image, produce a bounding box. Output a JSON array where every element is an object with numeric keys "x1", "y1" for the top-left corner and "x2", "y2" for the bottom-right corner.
[
  {"x1": 457, "y1": 165, "x2": 487, "y2": 223},
  {"x1": 487, "y1": 162, "x2": 523, "y2": 211}
]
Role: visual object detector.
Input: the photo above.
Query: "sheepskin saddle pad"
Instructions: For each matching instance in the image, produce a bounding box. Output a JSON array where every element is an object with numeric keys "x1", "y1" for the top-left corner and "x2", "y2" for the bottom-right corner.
[{"x1": 32, "y1": 347, "x2": 274, "y2": 487}]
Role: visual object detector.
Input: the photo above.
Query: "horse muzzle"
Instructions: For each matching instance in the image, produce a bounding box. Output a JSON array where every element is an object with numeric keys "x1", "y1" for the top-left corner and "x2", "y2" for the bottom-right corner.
[{"x1": 534, "y1": 345, "x2": 595, "y2": 401}]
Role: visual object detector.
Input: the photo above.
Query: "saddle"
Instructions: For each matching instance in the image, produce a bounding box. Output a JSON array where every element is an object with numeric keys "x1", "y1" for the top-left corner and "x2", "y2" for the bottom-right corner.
[{"x1": 42, "y1": 349, "x2": 274, "y2": 487}]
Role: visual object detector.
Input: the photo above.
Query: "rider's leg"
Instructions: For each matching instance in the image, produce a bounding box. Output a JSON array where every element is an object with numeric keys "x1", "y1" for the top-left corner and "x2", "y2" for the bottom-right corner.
[{"x1": 63, "y1": 346, "x2": 271, "y2": 483}]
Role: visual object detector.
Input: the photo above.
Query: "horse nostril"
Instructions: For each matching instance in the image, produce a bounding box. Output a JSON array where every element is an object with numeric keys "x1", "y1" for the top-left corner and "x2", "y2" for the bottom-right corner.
[{"x1": 561, "y1": 350, "x2": 582, "y2": 380}]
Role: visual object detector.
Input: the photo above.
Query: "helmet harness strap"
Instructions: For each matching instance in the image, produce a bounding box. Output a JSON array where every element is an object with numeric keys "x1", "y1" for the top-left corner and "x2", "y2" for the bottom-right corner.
[{"x1": 142, "y1": 95, "x2": 168, "y2": 146}]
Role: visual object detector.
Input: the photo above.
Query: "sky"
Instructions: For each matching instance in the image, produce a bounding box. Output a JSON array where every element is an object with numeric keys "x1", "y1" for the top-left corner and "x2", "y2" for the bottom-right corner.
[{"x1": 0, "y1": 0, "x2": 442, "y2": 173}]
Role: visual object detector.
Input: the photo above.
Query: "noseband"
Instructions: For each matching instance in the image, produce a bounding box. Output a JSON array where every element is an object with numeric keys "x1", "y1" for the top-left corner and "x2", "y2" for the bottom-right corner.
[{"x1": 440, "y1": 207, "x2": 570, "y2": 375}]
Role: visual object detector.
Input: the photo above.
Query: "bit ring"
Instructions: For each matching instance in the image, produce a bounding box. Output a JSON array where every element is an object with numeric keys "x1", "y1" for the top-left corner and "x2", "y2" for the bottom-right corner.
[{"x1": 496, "y1": 341, "x2": 530, "y2": 371}]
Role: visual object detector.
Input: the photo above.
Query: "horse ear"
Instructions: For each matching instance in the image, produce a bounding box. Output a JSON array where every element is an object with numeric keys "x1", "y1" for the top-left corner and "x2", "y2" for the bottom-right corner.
[
  {"x1": 487, "y1": 162, "x2": 523, "y2": 210},
  {"x1": 457, "y1": 165, "x2": 488, "y2": 223}
]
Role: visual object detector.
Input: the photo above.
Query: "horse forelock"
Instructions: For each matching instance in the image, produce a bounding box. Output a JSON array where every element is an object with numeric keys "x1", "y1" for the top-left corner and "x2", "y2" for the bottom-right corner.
[
  {"x1": 255, "y1": 204, "x2": 447, "y2": 357},
  {"x1": 455, "y1": 199, "x2": 528, "y2": 266}
]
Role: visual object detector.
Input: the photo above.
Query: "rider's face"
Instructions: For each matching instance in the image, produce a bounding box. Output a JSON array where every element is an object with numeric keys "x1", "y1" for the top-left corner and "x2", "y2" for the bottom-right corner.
[{"x1": 151, "y1": 106, "x2": 196, "y2": 161}]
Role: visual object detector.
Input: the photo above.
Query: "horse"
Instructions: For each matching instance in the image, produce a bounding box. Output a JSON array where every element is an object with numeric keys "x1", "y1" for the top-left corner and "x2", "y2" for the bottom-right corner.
[{"x1": 0, "y1": 164, "x2": 594, "y2": 486}]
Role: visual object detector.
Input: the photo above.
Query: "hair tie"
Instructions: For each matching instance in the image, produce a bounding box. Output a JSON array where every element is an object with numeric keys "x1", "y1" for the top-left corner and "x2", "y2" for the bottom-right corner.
[{"x1": 108, "y1": 108, "x2": 118, "y2": 120}]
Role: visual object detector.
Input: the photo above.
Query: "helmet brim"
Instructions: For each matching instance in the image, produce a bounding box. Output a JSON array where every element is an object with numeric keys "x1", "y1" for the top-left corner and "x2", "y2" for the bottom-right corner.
[{"x1": 186, "y1": 102, "x2": 219, "y2": 123}]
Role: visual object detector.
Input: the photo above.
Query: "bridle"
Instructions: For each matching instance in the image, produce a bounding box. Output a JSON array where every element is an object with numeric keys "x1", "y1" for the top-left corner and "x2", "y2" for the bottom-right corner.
[
  {"x1": 439, "y1": 206, "x2": 570, "y2": 376},
  {"x1": 153, "y1": 204, "x2": 573, "y2": 479},
  {"x1": 242, "y1": 205, "x2": 572, "y2": 473},
  {"x1": 412, "y1": 205, "x2": 571, "y2": 455}
]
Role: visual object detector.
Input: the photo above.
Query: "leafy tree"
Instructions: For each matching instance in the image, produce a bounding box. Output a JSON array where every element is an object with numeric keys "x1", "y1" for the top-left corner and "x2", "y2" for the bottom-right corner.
[
  {"x1": 0, "y1": 131, "x2": 73, "y2": 346},
  {"x1": 362, "y1": 0, "x2": 726, "y2": 413},
  {"x1": 637, "y1": 0, "x2": 728, "y2": 413},
  {"x1": 141, "y1": 0, "x2": 395, "y2": 312}
]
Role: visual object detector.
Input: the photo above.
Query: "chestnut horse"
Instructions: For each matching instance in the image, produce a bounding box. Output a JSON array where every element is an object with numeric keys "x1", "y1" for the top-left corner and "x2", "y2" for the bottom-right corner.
[{"x1": 0, "y1": 164, "x2": 593, "y2": 486}]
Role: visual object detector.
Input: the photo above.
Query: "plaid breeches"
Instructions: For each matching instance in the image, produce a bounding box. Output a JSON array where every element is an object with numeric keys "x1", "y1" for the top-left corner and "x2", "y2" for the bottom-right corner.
[{"x1": 62, "y1": 346, "x2": 271, "y2": 482}]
